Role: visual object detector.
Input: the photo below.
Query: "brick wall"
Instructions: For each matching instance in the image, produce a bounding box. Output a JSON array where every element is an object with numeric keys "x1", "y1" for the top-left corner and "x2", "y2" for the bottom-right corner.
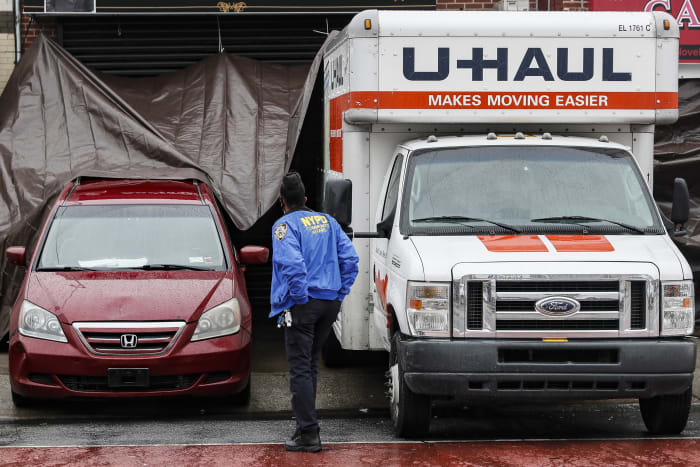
[
  {"x1": 0, "y1": 11, "x2": 13, "y2": 93},
  {"x1": 20, "y1": 0, "x2": 56, "y2": 51}
]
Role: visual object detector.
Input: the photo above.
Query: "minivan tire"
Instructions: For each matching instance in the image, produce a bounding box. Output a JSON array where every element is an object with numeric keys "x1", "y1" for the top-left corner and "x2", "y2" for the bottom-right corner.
[
  {"x1": 11, "y1": 390, "x2": 34, "y2": 408},
  {"x1": 389, "y1": 332, "x2": 431, "y2": 438},
  {"x1": 230, "y1": 379, "x2": 251, "y2": 406},
  {"x1": 639, "y1": 386, "x2": 692, "y2": 434}
]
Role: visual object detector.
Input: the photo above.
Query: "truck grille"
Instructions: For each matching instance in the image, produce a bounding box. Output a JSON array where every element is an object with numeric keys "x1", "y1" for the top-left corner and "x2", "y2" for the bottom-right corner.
[
  {"x1": 458, "y1": 277, "x2": 652, "y2": 336},
  {"x1": 72, "y1": 322, "x2": 186, "y2": 356},
  {"x1": 466, "y1": 281, "x2": 484, "y2": 330},
  {"x1": 496, "y1": 281, "x2": 619, "y2": 292}
]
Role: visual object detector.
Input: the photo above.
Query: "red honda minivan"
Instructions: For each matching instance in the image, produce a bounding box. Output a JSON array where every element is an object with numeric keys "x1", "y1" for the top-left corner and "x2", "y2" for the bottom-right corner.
[{"x1": 5, "y1": 178, "x2": 268, "y2": 405}]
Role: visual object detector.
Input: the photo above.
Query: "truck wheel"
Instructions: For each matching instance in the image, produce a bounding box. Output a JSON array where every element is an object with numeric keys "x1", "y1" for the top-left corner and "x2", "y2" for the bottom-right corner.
[
  {"x1": 321, "y1": 330, "x2": 348, "y2": 368},
  {"x1": 639, "y1": 386, "x2": 692, "y2": 434},
  {"x1": 11, "y1": 390, "x2": 34, "y2": 408},
  {"x1": 229, "y1": 379, "x2": 251, "y2": 406},
  {"x1": 388, "y1": 332, "x2": 431, "y2": 438}
]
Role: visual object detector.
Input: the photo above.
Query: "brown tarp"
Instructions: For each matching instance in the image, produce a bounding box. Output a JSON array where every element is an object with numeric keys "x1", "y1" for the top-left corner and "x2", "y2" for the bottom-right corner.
[{"x1": 0, "y1": 33, "x2": 331, "y2": 338}]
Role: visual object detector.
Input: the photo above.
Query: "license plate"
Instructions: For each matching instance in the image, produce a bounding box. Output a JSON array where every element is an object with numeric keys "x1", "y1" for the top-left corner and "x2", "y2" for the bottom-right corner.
[{"x1": 107, "y1": 368, "x2": 150, "y2": 388}]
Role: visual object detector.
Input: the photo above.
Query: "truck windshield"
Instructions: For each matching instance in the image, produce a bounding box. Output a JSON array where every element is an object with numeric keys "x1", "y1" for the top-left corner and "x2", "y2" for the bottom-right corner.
[
  {"x1": 403, "y1": 146, "x2": 664, "y2": 235},
  {"x1": 37, "y1": 205, "x2": 227, "y2": 270}
]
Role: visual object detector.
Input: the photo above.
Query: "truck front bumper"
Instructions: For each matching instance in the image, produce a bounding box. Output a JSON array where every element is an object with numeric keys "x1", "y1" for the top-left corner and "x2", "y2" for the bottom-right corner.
[{"x1": 400, "y1": 338, "x2": 696, "y2": 400}]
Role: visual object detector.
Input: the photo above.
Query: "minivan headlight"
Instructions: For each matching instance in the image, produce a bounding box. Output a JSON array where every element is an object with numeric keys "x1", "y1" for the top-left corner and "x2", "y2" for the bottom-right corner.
[
  {"x1": 406, "y1": 282, "x2": 449, "y2": 337},
  {"x1": 19, "y1": 301, "x2": 67, "y2": 343},
  {"x1": 661, "y1": 280, "x2": 695, "y2": 336},
  {"x1": 191, "y1": 298, "x2": 241, "y2": 341}
]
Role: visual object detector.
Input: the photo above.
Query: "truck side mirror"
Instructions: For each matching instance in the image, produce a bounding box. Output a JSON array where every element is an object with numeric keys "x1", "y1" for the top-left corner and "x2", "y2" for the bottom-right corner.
[
  {"x1": 6, "y1": 246, "x2": 27, "y2": 266},
  {"x1": 671, "y1": 177, "x2": 690, "y2": 236},
  {"x1": 376, "y1": 209, "x2": 395, "y2": 239},
  {"x1": 324, "y1": 179, "x2": 352, "y2": 228}
]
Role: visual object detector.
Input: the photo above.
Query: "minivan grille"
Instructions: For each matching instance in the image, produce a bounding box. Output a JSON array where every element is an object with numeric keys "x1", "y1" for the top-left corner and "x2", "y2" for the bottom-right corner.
[{"x1": 73, "y1": 322, "x2": 186, "y2": 356}]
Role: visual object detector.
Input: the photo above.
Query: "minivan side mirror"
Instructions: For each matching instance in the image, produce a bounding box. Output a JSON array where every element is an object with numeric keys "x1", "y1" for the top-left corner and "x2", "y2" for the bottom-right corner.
[
  {"x1": 239, "y1": 246, "x2": 269, "y2": 265},
  {"x1": 671, "y1": 177, "x2": 690, "y2": 236},
  {"x1": 324, "y1": 179, "x2": 353, "y2": 228},
  {"x1": 6, "y1": 246, "x2": 26, "y2": 266}
]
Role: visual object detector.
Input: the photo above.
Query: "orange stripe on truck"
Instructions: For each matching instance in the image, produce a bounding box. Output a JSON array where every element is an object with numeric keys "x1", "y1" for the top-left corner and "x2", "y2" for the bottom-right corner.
[
  {"x1": 478, "y1": 235, "x2": 548, "y2": 252},
  {"x1": 328, "y1": 91, "x2": 677, "y2": 171},
  {"x1": 547, "y1": 235, "x2": 614, "y2": 252}
]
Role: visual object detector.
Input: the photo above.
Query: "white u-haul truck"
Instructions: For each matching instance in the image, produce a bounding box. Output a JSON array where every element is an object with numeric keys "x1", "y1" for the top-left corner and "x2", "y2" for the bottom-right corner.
[{"x1": 321, "y1": 10, "x2": 696, "y2": 437}]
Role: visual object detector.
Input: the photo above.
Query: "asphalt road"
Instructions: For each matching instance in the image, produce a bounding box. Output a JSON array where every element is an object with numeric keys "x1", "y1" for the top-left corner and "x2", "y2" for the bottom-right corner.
[{"x1": 1, "y1": 402, "x2": 700, "y2": 447}]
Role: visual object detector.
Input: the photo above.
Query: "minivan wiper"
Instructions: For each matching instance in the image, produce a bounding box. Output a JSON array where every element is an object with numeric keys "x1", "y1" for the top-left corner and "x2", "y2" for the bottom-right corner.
[
  {"x1": 36, "y1": 266, "x2": 98, "y2": 271},
  {"x1": 530, "y1": 216, "x2": 646, "y2": 234},
  {"x1": 412, "y1": 216, "x2": 521, "y2": 233},
  {"x1": 139, "y1": 263, "x2": 215, "y2": 271}
]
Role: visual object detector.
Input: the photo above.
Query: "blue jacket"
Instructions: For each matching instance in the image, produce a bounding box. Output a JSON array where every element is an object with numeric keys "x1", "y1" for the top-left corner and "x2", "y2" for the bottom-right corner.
[{"x1": 269, "y1": 208, "x2": 359, "y2": 317}]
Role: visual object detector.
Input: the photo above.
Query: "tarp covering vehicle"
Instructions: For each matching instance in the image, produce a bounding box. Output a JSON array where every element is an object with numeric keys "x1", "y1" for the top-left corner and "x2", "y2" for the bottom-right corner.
[{"x1": 0, "y1": 33, "x2": 327, "y2": 338}]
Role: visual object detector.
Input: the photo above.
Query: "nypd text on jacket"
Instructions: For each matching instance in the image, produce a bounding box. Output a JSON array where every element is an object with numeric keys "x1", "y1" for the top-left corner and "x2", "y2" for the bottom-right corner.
[{"x1": 270, "y1": 209, "x2": 359, "y2": 317}]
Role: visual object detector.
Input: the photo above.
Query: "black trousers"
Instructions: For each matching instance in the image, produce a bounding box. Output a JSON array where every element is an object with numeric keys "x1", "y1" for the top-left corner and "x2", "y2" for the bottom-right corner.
[{"x1": 284, "y1": 298, "x2": 341, "y2": 431}]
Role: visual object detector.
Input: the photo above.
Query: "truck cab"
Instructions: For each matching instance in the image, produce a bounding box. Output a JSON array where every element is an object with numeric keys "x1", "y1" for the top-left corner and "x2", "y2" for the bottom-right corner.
[
  {"x1": 372, "y1": 134, "x2": 694, "y2": 437},
  {"x1": 321, "y1": 10, "x2": 695, "y2": 437}
]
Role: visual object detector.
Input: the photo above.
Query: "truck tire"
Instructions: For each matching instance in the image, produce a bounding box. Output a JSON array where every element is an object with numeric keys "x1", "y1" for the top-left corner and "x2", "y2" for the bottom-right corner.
[
  {"x1": 639, "y1": 386, "x2": 692, "y2": 434},
  {"x1": 321, "y1": 330, "x2": 348, "y2": 368},
  {"x1": 388, "y1": 332, "x2": 431, "y2": 438}
]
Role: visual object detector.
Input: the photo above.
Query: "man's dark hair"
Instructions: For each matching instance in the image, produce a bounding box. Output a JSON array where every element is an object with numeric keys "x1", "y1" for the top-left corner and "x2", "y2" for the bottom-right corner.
[{"x1": 280, "y1": 172, "x2": 306, "y2": 208}]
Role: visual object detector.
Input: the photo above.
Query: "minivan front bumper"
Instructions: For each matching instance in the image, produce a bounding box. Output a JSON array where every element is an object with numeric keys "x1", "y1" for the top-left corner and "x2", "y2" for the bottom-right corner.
[
  {"x1": 9, "y1": 323, "x2": 251, "y2": 399},
  {"x1": 399, "y1": 338, "x2": 696, "y2": 400}
]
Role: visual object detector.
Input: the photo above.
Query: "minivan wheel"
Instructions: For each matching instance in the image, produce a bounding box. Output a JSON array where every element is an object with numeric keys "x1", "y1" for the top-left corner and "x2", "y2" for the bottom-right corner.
[
  {"x1": 388, "y1": 332, "x2": 431, "y2": 438},
  {"x1": 230, "y1": 379, "x2": 251, "y2": 406},
  {"x1": 639, "y1": 386, "x2": 692, "y2": 434},
  {"x1": 11, "y1": 390, "x2": 34, "y2": 408}
]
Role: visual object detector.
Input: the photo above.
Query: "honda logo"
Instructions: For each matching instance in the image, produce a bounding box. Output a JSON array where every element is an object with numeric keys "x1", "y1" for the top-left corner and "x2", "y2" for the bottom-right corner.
[{"x1": 120, "y1": 334, "x2": 138, "y2": 349}]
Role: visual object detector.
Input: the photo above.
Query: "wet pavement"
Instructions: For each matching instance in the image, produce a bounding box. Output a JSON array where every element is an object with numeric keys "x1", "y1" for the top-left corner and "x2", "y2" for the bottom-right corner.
[
  {"x1": 1, "y1": 439, "x2": 699, "y2": 467},
  {"x1": 0, "y1": 335, "x2": 699, "y2": 464},
  {"x1": 1, "y1": 403, "x2": 700, "y2": 465}
]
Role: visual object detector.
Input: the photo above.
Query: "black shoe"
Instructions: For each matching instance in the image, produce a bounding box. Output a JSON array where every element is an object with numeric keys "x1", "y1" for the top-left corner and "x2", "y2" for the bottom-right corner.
[
  {"x1": 285, "y1": 427, "x2": 321, "y2": 452},
  {"x1": 289, "y1": 428, "x2": 301, "y2": 441}
]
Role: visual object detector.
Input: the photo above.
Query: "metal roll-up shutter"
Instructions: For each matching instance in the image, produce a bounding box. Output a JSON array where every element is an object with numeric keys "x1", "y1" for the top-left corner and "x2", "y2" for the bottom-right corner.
[{"x1": 57, "y1": 14, "x2": 353, "y2": 76}]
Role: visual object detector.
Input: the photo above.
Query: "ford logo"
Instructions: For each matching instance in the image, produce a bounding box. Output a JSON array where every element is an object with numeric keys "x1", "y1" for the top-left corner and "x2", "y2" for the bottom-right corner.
[{"x1": 535, "y1": 297, "x2": 580, "y2": 316}]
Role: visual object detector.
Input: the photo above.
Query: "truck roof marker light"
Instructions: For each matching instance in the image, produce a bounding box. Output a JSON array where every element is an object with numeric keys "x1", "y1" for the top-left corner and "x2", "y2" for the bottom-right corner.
[
  {"x1": 663, "y1": 19, "x2": 670, "y2": 30},
  {"x1": 599, "y1": 135, "x2": 609, "y2": 143},
  {"x1": 514, "y1": 132, "x2": 525, "y2": 140},
  {"x1": 426, "y1": 135, "x2": 438, "y2": 143},
  {"x1": 543, "y1": 338, "x2": 568, "y2": 342},
  {"x1": 486, "y1": 132, "x2": 497, "y2": 140},
  {"x1": 364, "y1": 19, "x2": 372, "y2": 30},
  {"x1": 542, "y1": 132, "x2": 552, "y2": 140}
]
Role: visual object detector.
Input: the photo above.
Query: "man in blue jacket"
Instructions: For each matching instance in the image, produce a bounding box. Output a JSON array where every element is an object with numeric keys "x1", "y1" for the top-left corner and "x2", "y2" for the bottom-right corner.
[{"x1": 270, "y1": 172, "x2": 359, "y2": 452}]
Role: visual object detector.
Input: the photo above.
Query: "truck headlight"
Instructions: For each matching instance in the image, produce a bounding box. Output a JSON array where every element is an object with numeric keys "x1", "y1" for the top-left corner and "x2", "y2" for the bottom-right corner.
[
  {"x1": 406, "y1": 282, "x2": 449, "y2": 336},
  {"x1": 191, "y1": 298, "x2": 241, "y2": 341},
  {"x1": 661, "y1": 281, "x2": 695, "y2": 336},
  {"x1": 19, "y1": 301, "x2": 67, "y2": 343}
]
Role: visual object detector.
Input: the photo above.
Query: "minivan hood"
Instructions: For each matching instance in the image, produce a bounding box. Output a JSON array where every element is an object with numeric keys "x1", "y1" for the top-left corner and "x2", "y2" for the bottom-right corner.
[
  {"x1": 409, "y1": 234, "x2": 690, "y2": 281},
  {"x1": 26, "y1": 270, "x2": 234, "y2": 323}
]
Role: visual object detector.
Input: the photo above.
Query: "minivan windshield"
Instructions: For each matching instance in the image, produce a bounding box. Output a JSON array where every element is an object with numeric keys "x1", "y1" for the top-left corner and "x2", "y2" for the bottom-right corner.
[
  {"x1": 403, "y1": 146, "x2": 664, "y2": 235},
  {"x1": 37, "y1": 205, "x2": 227, "y2": 270}
]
